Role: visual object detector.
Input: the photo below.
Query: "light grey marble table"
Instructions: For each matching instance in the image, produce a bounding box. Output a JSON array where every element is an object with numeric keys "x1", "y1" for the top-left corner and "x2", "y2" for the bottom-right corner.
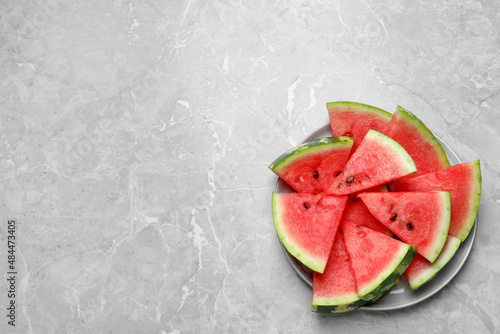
[{"x1": 0, "y1": 1, "x2": 499, "y2": 333}]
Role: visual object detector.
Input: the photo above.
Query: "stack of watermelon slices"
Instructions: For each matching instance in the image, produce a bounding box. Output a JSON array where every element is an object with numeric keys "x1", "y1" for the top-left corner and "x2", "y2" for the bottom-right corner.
[{"x1": 269, "y1": 101, "x2": 482, "y2": 313}]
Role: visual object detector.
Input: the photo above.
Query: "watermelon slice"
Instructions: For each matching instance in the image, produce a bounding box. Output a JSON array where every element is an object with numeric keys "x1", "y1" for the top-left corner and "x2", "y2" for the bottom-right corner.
[
  {"x1": 342, "y1": 185, "x2": 393, "y2": 236},
  {"x1": 327, "y1": 101, "x2": 392, "y2": 156},
  {"x1": 405, "y1": 236, "x2": 461, "y2": 290},
  {"x1": 390, "y1": 160, "x2": 481, "y2": 242},
  {"x1": 358, "y1": 191, "x2": 451, "y2": 263},
  {"x1": 342, "y1": 221, "x2": 417, "y2": 301},
  {"x1": 328, "y1": 129, "x2": 417, "y2": 195},
  {"x1": 269, "y1": 137, "x2": 353, "y2": 194},
  {"x1": 272, "y1": 192, "x2": 348, "y2": 273},
  {"x1": 312, "y1": 232, "x2": 368, "y2": 313},
  {"x1": 384, "y1": 106, "x2": 450, "y2": 178}
]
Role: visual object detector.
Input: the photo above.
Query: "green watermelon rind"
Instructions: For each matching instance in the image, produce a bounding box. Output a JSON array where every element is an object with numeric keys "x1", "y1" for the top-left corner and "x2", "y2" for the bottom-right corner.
[
  {"x1": 359, "y1": 244, "x2": 417, "y2": 302},
  {"x1": 457, "y1": 160, "x2": 482, "y2": 242},
  {"x1": 311, "y1": 293, "x2": 368, "y2": 313},
  {"x1": 326, "y1": 101, "x2": 393, "y2": 124},
  {"x1": 268, "y1": 136, "x2": 353, "y2": 173},
  {"x1": 407, "y1": 236, "x2": 462, "y2": 290},
  {"x1": 365, "y1": 278, "x2": 401, "y2": 305},
  {"x1": 392, "y1": 106, "x2": 451, "y2": 171},
  {"x1": 272, "y1": 192, "x2": 326, "y2": 273}
]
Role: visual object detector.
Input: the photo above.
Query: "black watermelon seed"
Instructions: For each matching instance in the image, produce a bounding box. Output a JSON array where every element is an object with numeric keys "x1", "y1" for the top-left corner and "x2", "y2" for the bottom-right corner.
[
  {"x1": 346, "y1": 176, "x2": 354, "y2": 184},
  {"x1": 313, "y1": 170, "x2": 319, "y2": 179},
  {"x1": 407, "y1": 222, "x2": 414, "y2": 230},
  {"x1": 335, "y1": 171, "x2": 342, "y2": 176},
  {"x1": 390, "y1": 213, "x2": 397, "y2": 221},
  {"x1": 304, "y1": 202, "x2": 309, "y2": 209}
]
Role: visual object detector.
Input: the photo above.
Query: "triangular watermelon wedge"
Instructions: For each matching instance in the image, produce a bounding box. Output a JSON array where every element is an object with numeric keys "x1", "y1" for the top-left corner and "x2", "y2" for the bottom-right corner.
[
  {"x1": 327, "y1": 101, "x2": 392, "y2": 157},
  {"x1": 269, "y1": 137, "x2": 353, "y2": 194},
  {"x1": 358, "y1": 191, "x2": 451, "y2": 263},
  {"x1": 342, "y1": 221, "x2": 417, "y2": 301},
  {"x1": 272, "y1": 193, "x2": 348, "y2": 273},
  {"x1": 405, "y1": 235, "x2": 461, "y2": 290},
  {"x1": 389, "y1": 160, "x2": 481, "y2": 242},
  {"x1": 312, "y1": 232, "x2": 368, "y2": 313},
  {"x1": 327, "y1": 129, "x2": 417, "y2": 195},
  {"x1": 384, "y1": 106, "x2": 450, "y2": 178}
]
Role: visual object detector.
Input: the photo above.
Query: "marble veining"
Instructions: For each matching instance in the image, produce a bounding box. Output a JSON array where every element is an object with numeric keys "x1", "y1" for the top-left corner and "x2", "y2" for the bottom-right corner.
[{"x1": 0, "y1": 0, "x2": 499, "y2": 333}]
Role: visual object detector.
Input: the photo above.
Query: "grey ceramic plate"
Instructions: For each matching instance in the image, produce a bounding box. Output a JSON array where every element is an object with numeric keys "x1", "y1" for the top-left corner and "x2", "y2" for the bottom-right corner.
[{"x1": 274, "y1": 124, "x2": 477, "y2": 311}]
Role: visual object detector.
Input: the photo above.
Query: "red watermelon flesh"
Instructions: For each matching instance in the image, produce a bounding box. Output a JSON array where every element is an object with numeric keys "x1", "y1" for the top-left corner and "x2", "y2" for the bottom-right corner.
[
  {"x1": 342, "y1": 185, "x2": 393, "y2": 236},
  {"x1": 342, "y1": 221, "x2": 417, "y2": 301},
  {"x1": 389, "y1": 160, "x2": 481, "y2": 242},
  {"x1": 358, "y1": 191, "x2": 451, "y2": 263},
  {"x1": 328, "y1": 129, "x2": 417, "y2": 195},
  {"x1": 348, "y1": 183, "x2": 389, "y2": 199},
  {"x1": 405, "y1": 235, "x2": 461, "y2": 290},
  {"x1": 312, "y1": 232, "x2": 368, "y2": 313},
  {"x1": 272, "y1": 192, "x2": 348, "y2": 273},
  {"x1": 384, "y1": 106, "x2": 450, "y2": 178},
  {"x1": 269, "y1": 137, "x2": 353, "y2": 194},
  {"x1": 328, "y1": 101, "x2": 392, "y2": 157}
]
